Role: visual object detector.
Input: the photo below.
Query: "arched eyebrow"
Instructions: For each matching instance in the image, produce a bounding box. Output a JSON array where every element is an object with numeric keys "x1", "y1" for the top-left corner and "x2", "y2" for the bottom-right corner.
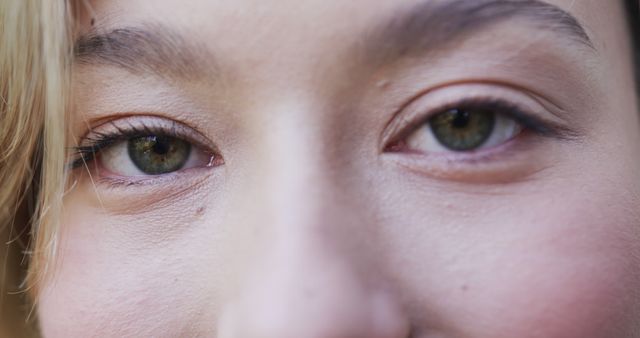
[
  {"x1": 74, "y1": 25, "x2": 219, "y2": 81},
  {"x1": 366, "y1": 0, "x2": 595, "y2": 62},
  {"x1": 73, "y1": 0, "x2": 595, "y2": 79}
]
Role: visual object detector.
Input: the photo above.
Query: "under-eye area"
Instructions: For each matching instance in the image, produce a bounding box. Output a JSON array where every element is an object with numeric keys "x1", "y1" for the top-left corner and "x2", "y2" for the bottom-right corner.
[{"x1": 71, "y1": 115, "x2": 223, "y2": 185}]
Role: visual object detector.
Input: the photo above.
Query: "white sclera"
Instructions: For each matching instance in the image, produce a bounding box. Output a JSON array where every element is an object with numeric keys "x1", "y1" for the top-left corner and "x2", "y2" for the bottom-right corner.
[
  {"x1": 100, "y1": 139, "x2": 211, "y2": 176},
  {"x1": 406, "y1": 113, "x2": 523, "y2": 153}
]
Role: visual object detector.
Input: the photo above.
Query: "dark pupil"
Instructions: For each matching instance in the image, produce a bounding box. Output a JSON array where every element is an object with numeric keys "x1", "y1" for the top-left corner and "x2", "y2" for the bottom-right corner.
[
  {"x1": 451, "y1": 110, "x2": 471, "y2": 128},
  {"x1": 429, "y1": 108, "x2": 495, "y2": 151},
  {"x1": 128, "y1": 136, "x2": 191, "y2": 175},
  {"x1": 152, "y1": 138, "x2": 170, "y2": 155}
]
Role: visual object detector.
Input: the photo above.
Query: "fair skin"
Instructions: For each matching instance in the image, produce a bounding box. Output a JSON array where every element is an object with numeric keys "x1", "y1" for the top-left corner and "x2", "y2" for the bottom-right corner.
[{"x1": 37, "y1": 0, "x2": 639, "y2": 337}]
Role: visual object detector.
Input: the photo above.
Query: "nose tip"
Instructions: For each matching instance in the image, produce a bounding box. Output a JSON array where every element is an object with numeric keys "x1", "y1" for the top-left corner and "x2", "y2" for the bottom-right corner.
[
  {"x1": 219, "y1": 283, "x2": 409, "y2": 338},
  {"x1": 217, "y1": 243, "x2": 410, "y2": 338}
]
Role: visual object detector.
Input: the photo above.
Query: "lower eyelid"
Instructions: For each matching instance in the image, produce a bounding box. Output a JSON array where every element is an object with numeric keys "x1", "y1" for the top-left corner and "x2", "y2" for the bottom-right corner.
[
  {"x1": 85, "y1": 167, "x2": 218, "y2": 213},
  {"x1": 384, "y1": 132, "x2": 551, "y2": 183}
]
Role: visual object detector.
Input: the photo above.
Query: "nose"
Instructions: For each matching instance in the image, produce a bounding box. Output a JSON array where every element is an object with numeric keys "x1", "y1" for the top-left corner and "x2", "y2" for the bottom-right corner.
[
  {"x1": 218, "y1": 233, "x2": 410, "y2": 338},
  {"x1": 217, "y1": 104, "x2": 410, "y2": 338}
]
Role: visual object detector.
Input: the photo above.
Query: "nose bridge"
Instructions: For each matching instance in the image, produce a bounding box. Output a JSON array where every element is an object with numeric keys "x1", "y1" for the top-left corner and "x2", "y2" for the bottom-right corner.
[
  {"x1": 254, "y1": 98, "x2": 363, "y2": 293},
  {"x1": 218, "y1": 101, "x2": 409, "y2": 337},
  {"x1": 258, "y1": 99, "x2": 345, "y2": 237}
]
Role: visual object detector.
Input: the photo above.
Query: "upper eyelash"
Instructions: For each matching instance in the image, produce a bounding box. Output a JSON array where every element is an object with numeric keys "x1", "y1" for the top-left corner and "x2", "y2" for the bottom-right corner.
[
  {"x1": 385, "y1": 97, "x2": 577, "y2": 151},
  {"x1": 452, "y1": 98, "x2": 566, "y2": 138},
  {"x1": 69, "y1": 121, "x2": 196, "y2": 170}
]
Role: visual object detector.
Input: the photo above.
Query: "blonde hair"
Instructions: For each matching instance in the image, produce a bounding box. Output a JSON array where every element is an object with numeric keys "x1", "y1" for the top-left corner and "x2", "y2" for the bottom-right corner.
[{"x1": 0, "y1": 0, "x2": 72, "y2": 335}]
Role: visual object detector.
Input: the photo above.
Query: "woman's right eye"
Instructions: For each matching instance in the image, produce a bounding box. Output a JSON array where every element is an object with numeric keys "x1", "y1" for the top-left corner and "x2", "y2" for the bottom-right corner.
[
  {"x1": 72, "y1": 116, "x2": 220, "y2": 178},
  {"x1": 99, "y1": 135, "x2": 215, "y2": 176}
]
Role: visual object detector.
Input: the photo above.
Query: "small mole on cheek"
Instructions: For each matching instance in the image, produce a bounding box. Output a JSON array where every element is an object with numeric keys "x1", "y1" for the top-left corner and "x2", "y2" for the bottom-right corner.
[
  {"x1": 90, "y1": 18, "x2": 95, "y2": 26},
  {"x1": 460, "y1": 284, "x2": 468, "y2": 292}
]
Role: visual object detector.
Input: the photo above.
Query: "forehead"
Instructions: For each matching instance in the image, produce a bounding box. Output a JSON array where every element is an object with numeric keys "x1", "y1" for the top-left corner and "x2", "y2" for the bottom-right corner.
[
  {"x1": 79, "y1": 0, "x2": 621, "y2": 49},
  {"x1": 75, "y1": 0, "x2": 628, "y2": 93},
  {"x1": 72, "y1": 0, "x2": 630, "y2": 134}
]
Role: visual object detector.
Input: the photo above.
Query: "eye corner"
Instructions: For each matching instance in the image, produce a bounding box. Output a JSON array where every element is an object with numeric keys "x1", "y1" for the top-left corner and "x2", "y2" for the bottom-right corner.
[{"x1": 382, "y1": 138, "x2": 407, "y2": 153}]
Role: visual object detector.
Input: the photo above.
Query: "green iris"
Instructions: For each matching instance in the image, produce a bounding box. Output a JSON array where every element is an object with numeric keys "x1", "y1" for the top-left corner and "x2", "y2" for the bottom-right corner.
[
  {"x1": 127, "y1": 136, "x2": 191, "y2": 175},
  {"x1": 429, "y1": 108, "x2": 495, "y2": 151}
]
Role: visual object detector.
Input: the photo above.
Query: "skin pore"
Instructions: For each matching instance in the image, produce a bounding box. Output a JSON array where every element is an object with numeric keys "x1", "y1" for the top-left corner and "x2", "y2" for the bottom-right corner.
[{"x1": 38, "y1": 0, "x2": 639, "y2": 337}]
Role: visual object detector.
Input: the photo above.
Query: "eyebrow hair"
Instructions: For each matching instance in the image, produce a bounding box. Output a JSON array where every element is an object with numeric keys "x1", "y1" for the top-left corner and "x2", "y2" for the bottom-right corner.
[
  {"x1": 74, "y1": 25, "x2": 217, "y2": 80},
  {"x1": 367, "y1": 0, "x2": 594, "y2": 61},
  {"x1": 74, "y1": 0, "x2": 594, "y2": 80}
]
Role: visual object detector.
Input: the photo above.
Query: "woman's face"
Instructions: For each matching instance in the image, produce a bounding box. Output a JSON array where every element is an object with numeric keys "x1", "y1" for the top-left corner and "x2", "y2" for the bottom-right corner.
[{"x1": 38, "y1": 0, "x2": 640, "y2": 337}]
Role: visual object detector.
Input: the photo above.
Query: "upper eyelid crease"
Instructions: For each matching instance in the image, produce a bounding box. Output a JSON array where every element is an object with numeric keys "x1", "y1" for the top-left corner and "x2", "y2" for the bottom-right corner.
[{"x1": 381, "y1": 94, "x2": 580, "y2": 153}]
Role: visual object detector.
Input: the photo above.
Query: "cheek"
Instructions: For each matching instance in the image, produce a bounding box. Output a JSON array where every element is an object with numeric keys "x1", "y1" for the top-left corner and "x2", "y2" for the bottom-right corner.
[
  {"x1": 36, "y1": 206, "x2": 214, "y2": 337},
  {"x1": 383, "y1": 183, "x2": 640, "y2": 337},
  {"x1": 474, "y1": 212, "x2": 640, "y2": 338}
]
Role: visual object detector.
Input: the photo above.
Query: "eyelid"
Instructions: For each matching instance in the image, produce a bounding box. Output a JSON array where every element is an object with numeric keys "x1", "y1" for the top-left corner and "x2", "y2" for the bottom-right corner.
[
  {"x1": 381, "y1": 83, "x2": 578, "y2": 151},
  {"x1": 70, "y1": 115, "x2": 219, "y2": 169}
]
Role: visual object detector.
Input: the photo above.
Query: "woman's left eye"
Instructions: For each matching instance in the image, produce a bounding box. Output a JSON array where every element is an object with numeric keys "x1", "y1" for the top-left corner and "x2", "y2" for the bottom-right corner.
[
  {"x1": 404, "y1": 107, "x2": 523, "y2": 153},
  {"x1": 99, "y1": 135, "x2": 213, "y2": 176}
]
